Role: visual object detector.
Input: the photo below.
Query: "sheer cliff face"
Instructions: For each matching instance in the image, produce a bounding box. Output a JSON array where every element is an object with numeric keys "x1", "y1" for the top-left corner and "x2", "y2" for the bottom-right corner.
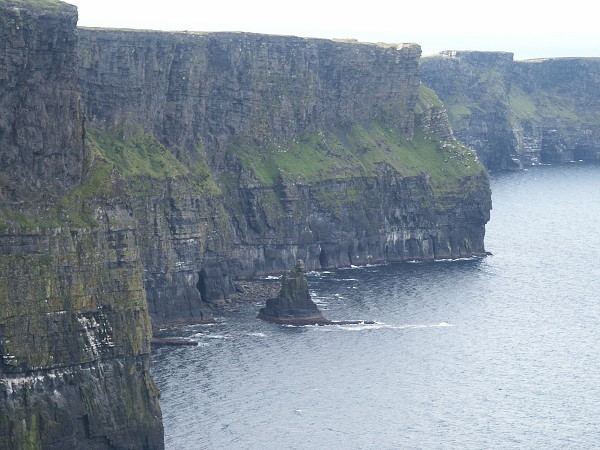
[
  {"x1": 76, "y1": 30, "x2": 491, "y2": 324},
  {"x1": 78, "y1": 31, "x2": 421, "y2": 158},
  {"x1": 1, "y1": 3, "x2": 490, "y2": 446},
  {"x1": 421, "y1": 51, "x2": 600, "y2": 170},
  {"x1": 0, "y1": 0, "x2": 84, "y2": 198},
  {"x1": 0, "y1": 2, "x2": 163, "y2": 449},
  {"x1": 0, "y1": 221, "x2": 163, "y2": 449}
]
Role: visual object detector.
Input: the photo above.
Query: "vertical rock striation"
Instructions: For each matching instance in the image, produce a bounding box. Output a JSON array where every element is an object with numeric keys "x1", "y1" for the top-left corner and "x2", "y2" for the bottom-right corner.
[
  {"x1": 0, "y1": 1, "x2": 163, "y2": 448},
  {"x1": 77, "y1": 31, "x2": 421, "y2": 158},
  {"x1": 421, "y1": 51, "x2": 600, "y2": 170},
  {"x1": 76, "y1": 30, "x2": 491, "y2": 323},
  {"x1": 0, "y1": 0, "x2": 85, "y2": 198}
]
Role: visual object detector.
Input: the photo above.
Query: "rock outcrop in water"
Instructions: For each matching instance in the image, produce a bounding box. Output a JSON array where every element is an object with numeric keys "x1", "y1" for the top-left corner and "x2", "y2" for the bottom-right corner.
[
  {"x1": 421, "y1": 51, "x2": 600, "y2": 170},
  {"x1": 258, "y1": 260, "x2": 328, "y2": 325}
]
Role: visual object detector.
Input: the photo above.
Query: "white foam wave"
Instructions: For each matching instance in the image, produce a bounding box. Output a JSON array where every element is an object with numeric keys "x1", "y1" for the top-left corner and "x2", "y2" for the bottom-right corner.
[
  {"x1": 283, "y1": 322, "x2": 454, "y2": 330},
  {"x1": 246, "y1": 332, "x2": 267, "y2": 338},
  {"x1": 336, "y1": 322, "x2": 455, "y2": 331},
  {"x1": 434, "y1": 256, "x2": 479, "y2": 262},
  {"x1": 194, "y1": 334, "x2": 229, "y2": 339},
  {"x1": 307, "y1": 270, "x2": 332, "y2": 277}
]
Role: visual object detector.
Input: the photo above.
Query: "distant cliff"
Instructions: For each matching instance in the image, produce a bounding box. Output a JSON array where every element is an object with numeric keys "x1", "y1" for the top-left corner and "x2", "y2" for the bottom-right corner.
[
  {"x1": 76, "y1": 29, "x2": 491, "y2": 324},
  {"x1": 0, "y1": 2, "x2": 491, "y2": 448},
  {"x1": 421, "y1": 51, "x2": 600, "y2": 170}
]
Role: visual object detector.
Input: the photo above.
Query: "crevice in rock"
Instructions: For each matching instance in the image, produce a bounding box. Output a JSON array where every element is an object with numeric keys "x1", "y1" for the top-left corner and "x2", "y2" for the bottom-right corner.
[
  {"x1": 319, "y1": 247, "x2": 328, "y2": 269},
  {"x1": 196, "y1": 270, "x2": 207, "y2": 303}
]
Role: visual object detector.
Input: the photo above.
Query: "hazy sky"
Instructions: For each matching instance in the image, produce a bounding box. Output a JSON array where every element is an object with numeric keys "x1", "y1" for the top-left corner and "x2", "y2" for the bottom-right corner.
[{"x1": 68, "y1": 0, "x2": 599, "y2": 60}]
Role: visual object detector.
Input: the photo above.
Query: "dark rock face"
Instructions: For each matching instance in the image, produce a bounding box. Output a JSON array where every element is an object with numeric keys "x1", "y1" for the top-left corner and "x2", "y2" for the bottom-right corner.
[
  {"x1": 77, "y1": 31, "x2": 421, "y2": 157},
  {"x1": 0, "y1": 2, "x2": 163, "y2": 449},
  {"x1": 0, "y1": 218, "x2": 164, "y2": 449},
  {"x1": 421, "y1": 51, "x2": 600, "y2": 170},
  {"x1": 0, "y1": 1, "x2": 85, "y2": 198},
  {"x1": 75, "y1": 29, "x2": 491, "y2": 324},
  {"x1": 258, "y1": 260, "x2": 328, "y2": 325},
  {"x1": 0, "y1": 7, "x2": 493, "y2": 446}
]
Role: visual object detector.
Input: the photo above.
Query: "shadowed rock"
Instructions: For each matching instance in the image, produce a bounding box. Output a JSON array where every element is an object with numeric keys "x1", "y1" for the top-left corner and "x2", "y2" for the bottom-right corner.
[
  {"x1": 258, "y1": 260, "x2": 330, "y2": 325},
  {"x1": 258, "y1": 260, "x2": 376, "y2": 326}
]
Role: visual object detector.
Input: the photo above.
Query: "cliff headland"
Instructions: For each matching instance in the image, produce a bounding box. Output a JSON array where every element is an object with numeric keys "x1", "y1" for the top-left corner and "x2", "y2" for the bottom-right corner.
[
  {"x1": 0, "y1": 0, "x2": 494, "y2": 448},
  {"x1": 75, "y1": 27, "x2": 491, "y2": 325},
  {"x1": 421, "y1": 51, "x2": 600, "y2": 170}
]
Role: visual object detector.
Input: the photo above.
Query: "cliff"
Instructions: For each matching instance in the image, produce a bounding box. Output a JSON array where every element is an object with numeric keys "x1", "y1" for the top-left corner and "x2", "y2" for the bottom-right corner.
[
  {"x1": 76, "y1": 29, "x2": 491, "y2": 324},
  {"x1": 0, "y1": 2, "x2": 492, "y2": 447},
  {"x1": 0, "y1": 0, "x2": 84, "y2": 199},
  {"x1": 0, "y1": 1, "x2": 163, "y2": 448},
  {"x1": 421, "y1": 51, "x2": 600, "y2": 170}
]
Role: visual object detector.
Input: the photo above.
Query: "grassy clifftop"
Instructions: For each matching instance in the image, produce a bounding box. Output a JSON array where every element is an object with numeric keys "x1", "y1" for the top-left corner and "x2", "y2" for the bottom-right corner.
[{"x1": 231, "y1": 122, "x2": 482, "y2": 191}]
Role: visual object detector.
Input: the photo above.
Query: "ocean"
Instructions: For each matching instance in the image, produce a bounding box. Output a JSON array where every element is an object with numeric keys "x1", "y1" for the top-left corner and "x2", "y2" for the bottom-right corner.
[{"x1": 152, "y1": 163, "x2": 600, "y2": 449}]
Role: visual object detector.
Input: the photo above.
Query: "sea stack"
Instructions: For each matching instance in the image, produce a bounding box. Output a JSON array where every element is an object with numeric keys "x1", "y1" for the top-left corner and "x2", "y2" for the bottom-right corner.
[{"x1": 258, "y1": 260, "x2": 330, "y2": 325}]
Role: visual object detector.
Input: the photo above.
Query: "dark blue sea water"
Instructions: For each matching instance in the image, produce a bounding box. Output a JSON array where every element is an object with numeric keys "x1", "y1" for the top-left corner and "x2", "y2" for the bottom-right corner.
[{"x1": 152, "y1": 163, "x2": 600, "y2": 449}]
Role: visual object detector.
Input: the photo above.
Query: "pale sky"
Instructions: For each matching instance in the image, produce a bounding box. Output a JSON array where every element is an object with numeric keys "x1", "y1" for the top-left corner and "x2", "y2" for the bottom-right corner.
[{"x1": 68, "y1": 0, "x2": 599, "y2": 60}]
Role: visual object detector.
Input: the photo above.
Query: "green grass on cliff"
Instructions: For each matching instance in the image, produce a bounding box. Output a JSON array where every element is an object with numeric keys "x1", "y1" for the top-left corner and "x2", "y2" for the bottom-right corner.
[
  {"x1": 508, "y1": 85, "x2": 581, "y2": 123},
  {"x1": 0, "y1": 146, "x2": 113, "y2": 231},
  {"x1": 231, "y1": 122, "x2": 483, "y2": 191},
  {"x1": 415, "y1": 84, "x2": 443, "y2": 112},
  {"x1": 88, "y1": 126, "x2": 220, "y2": 196},
  {"x1": 88, "y1": 127, "x2": 188, "y2": 179},
  {"x1": 446, "y1": 104, "x2": 473, "y2": 129},
  {"x1": 0, "y1": 126, "x2": 221, "y2": 232}
]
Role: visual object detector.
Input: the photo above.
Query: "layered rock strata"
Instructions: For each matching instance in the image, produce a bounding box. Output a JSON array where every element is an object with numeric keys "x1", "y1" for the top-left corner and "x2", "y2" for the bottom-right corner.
[
  {"x1": 76, "y1": 29, "x2": 491, "y2": 324},
  {"x1": 421, "y1": 51, "x2": 600, "y2": 170},
  {"x1": 0, "y1": 3, "x2": 493, "y2": 446},
  {"x1": 0, "y1": 1, "x2": 163, "y2": 448}
]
